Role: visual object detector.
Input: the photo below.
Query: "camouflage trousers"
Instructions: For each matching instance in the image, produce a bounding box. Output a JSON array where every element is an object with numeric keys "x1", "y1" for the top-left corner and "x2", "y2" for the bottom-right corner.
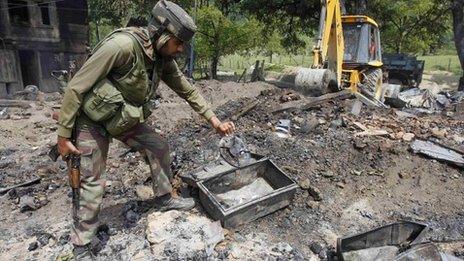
[{"x1": 70, "y1": 123, "x2": 173, "y2": 246}]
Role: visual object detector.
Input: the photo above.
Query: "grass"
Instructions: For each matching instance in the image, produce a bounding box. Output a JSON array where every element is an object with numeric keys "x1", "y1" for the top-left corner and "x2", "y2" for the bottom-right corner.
[
  {"x1": 218, "y1": 53, "x2": 462, "y2": 76},
  {"x1": 418, "y1": 55, "x2": 462, "y2": 75},
  {"x1": 218, "y1": 53, "x2": 313, "y2": 74}
]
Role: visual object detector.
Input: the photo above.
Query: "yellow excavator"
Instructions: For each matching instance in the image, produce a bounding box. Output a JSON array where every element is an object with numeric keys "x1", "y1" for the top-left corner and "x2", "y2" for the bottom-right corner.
[{"x1": 295, "y1": 0, "x2": 385, "y2": 106}]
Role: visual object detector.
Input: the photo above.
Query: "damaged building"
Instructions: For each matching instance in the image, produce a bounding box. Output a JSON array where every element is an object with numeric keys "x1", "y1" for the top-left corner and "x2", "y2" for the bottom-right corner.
[{"x1": 0, "y1": 0, "x2": 88, "y2": 98}]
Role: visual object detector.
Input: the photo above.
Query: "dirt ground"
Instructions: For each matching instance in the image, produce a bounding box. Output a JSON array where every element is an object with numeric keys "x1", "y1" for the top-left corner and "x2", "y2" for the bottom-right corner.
[{"x1": 0, "y1": 74, "x2": 463, "y2": 260}]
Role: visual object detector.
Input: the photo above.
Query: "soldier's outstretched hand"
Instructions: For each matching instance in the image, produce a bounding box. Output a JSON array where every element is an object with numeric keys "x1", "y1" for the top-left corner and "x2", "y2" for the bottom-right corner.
[
  {"x1": 210, "y1": 116, "x2": 235, "y2": 136},
  {"x1": 216, "y1": 121, "x2": 235, "y2": 136}
]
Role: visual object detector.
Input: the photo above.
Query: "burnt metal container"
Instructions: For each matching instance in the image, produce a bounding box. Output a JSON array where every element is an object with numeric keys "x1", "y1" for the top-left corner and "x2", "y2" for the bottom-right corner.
[{"x1": 197, "y1": 158, "x2": 298, "y2": 228}]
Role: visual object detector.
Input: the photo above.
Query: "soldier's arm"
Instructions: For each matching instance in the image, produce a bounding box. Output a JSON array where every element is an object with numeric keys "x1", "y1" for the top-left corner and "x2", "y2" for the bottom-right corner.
[
  {"x1": 57, "y1": 35, "x2": 133, "y2": 138},
  {"x1": 161, "y1": 59, "x2": 215, "y2": 121},
  {"x1": 161, "y1": 59, "x2": 235, "y2": 135}
]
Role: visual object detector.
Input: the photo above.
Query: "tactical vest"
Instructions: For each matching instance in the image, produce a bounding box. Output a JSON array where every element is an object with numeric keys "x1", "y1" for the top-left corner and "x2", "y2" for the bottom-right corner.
[{"x1": 81, "y1": 29, "x2": 159, "y2": 137}]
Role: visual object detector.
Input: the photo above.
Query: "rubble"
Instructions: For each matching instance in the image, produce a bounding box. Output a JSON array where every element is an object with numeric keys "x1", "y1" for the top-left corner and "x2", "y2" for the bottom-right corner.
[
  {"x1": 410, "y1": 140, "x2": 464, "y2": 168},
  {"x1": 227, "y1": 232, "x2": 308, "y2": 260},
  {"x1": 19, "y1": 195, "x2": 38, "y2": 212},
  {"x1": 28, "y1": 241, "x2": 39, "y2": 251},
  {"x1": 135, "y1": 185, "x2": 154, "y2": 200},
  {"x1": 275, "y1": 119, "x2": 291, "y2": 138},
  {"x1": 337, "y1": 221, "x2": 463, "y2": 261},
  {"x1": 1, "y1": 79, "x2": 464, "y2": 259},
  {"x1": 146, "y1": 210, "x2": 224, "y2": 259}
]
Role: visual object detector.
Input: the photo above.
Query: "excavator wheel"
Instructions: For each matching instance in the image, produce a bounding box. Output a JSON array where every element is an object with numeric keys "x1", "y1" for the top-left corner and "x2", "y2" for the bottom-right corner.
[
  {"x1": 360, "y1": 68, "x2": 384, "y2": 101},
  {"x1": 295, "y1": 68, "x2": 337, "y2": 96}
]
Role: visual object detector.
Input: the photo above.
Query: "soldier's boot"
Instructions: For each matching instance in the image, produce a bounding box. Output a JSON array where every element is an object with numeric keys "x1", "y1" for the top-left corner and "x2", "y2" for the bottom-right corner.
[
  {"x1": 73, "y1": 244, "x2": 95, "y2": 261},
  {"x1": 153, "y1": 194, "x2": 195, "y2": 211}
]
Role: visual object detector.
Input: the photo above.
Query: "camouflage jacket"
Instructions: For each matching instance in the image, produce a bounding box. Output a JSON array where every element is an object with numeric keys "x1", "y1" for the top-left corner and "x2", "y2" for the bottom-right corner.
[{"x1": 57, "y1": 27, "x2": 214, "y2": 138}]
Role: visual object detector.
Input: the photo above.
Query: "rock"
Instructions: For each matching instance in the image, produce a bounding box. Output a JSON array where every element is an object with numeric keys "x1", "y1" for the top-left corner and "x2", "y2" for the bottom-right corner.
[
  {"x1": 37, "y1": 233, "x2": 53, "y2": 246},
  {"x1": 319, "y1": 249, "x2": 328, "y2": 260},
  {"x1": 396, "y1": 131, "x2": 405, "y2": 140},
  {"x1": 272, "y1": 242, "x2": 293, "y2": 253},
  {"x1": 20, "y1": 196, "x2": 37, "y2": 212},
  {"x1": 309, "y1": 241, "x2": 323, "y2": 254},
  {"x1": 123, "y1": 176, "x2": 138, "y2": 188},
  {"x1": 28, "y1": 241, "x2": 39, "y2": 251},
  {"x1": 378, "y1": 141, "x2": 393, "y2": 152},
  {"x1": 306, "y1": 201, "x2": 320, "y2": 209},
  {"x1": 292, "y1": 116, "x2": 304, "y2": 124},
  {"x1": 280, "y1": 91, "x2": 301, "y2": 102},
  {"x1": 330, "y1": 119, "x2": 344, "y2": 129},
  {"x1": 452, "y1": 135, "x2": 464, "y2": 144},
  {"x1": 146, "y1": 210, "x2": 224, "y2": 259},
  {"x1": 351, "y1": 100, "x2": 363, "y2": 116},
  {"x1": 135, "y1": 185, "x2": 154, "y2": 200},
  {"x1": 431, "y1": 128, "x2": 447, "y2": 139},
  {"x1": 307, "y1": 185, "x2": 322, "y2": 201},
  {"x1": 298, "y1": 178, "x2": 311, "y2": 190},
  {"x1": 125, "y1": 210, "x2": 140, "y2": 223},
  {"x1": 402, "y1": 133, "x2": 415, "y2": 142},
  {"x1": 58, "y1": 233, "x2": 70, "y2": 245},
  {"x1": 354, "y1": 139, "x2": 367, "y2": 150},
  {"x1": 300, "y1": 117, "x2": 319, "y2": 134},
  {"x1": 336, "y1": 182, "x2": 345, "y2": 189},
  {"x1": 10, "y1": 115, "x2": 22, "y2": 120},
  {"x1": 321, "y1": 171, "x2": 334, "y2": 178},
  {"x1": 0, "y1": 108, "x2": 9, "y2": 119}
]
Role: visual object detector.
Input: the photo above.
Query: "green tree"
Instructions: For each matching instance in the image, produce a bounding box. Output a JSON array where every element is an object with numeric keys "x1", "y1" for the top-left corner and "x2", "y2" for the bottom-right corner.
[
  {"x1": 88, "y1": 0, "x2": 123, "y2": 43},
  {"x1": 87, "y1": 0, "x2": 199, "y2": 45},
  {"x1": 239, "y1": 0, "x2": 320, "y2": 52},
  {"x1": 195, "y1": 5, "x2": 259, "y2": 79},
  {"x1": 367, "y1": 0, "x2": 451, "y2": 54},
  {"x1": 260, "y1": 31, "x2": 285, "y2": 63},
  {"x1": 452, "y1": 0, "x2": 464, "y2": 89}
]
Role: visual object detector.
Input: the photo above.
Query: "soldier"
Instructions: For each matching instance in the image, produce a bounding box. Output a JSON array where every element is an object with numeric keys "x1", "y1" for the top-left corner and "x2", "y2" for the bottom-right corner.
[{"x1": 56, "y1": 1, "x2": 235, "y2": 259}]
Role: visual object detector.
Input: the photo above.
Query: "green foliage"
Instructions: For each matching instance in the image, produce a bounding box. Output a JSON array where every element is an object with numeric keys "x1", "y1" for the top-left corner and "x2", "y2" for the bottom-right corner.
[
  {"x1": 259, "y1": 31, "x2": 285, "y2": 57},
  {"x1": 239, "y1": 0, "x2": 320, "y2": 52},
  {"x1": 87, "y1": 0, "x2": 205, "y2": 45},
  {"x1": 367, "y1": 0, "x2": 452, "y2": 54},
  {"x1": 195, "y1": 5, "x2": 260, "y2": 63}
]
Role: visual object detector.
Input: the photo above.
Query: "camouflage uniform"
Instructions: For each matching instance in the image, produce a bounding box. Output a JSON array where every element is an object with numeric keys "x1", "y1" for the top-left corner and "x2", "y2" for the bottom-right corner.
[
  {"x1": 58, "y1": 28, "x2": 215, "y2": 246},
  {"x1": 70, "y1": 122, "x2": 172, "y2": 245}
]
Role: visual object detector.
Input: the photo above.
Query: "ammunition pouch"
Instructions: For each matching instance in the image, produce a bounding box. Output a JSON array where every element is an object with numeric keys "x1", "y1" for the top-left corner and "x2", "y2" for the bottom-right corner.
[
  {"x1": 82, "y1": 78, "x2": 124, "y2": 122},
  {"x1": 105, "y1": 103, "x2": 142, "y2": 136},
  {"x1": 82, "y1": 78, "x2": 151, "y2": 137}
]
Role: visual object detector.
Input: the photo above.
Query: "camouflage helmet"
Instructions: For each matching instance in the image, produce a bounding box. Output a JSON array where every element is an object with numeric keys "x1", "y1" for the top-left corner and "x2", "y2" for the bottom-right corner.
[{"x1": 148, "y1": 0, "x2": 197, "y2": 42}]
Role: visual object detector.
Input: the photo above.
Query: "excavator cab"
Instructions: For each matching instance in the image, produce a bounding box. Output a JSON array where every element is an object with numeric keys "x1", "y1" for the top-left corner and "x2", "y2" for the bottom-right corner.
[
  {"x1": 294, "y1": 1, "x2": 386, "y2": 105},
  {"x1": 342, "y1": 15, "x2": 382, "y2": 68}
]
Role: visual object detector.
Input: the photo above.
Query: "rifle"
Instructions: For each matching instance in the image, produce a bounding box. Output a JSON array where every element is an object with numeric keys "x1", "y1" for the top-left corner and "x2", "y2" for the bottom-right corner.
[
  {"x1": 49, "y1": 143, "x2": 81, "y2": 223},
  {"x1": 66, "y1": 154, "x2": 81, "y2": 223}
]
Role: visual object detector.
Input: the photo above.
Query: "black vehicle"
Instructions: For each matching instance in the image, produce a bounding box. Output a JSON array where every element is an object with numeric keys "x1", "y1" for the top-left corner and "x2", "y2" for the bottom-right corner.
[{"x1": 382, "y1": 53, "x2": 425, "y2": 88}]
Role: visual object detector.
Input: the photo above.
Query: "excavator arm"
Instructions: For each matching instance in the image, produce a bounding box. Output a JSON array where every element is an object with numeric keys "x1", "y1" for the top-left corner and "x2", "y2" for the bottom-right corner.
[{"x1": 296, "y1": 0, "x2": 345, "y2": 95}]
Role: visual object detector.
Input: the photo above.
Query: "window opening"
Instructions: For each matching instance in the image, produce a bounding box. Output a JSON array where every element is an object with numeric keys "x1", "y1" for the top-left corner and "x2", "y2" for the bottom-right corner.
[
  {"x1": 7, "y1": 0, "x2": 30, "y2": 26},
  {"x1": 39, "y1": 2, "x2": 50, "y2": 25}
]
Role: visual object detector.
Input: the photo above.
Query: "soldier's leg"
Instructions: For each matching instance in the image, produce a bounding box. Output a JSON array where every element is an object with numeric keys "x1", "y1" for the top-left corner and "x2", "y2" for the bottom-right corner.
[
  {"x1": 70, "y1": 127, "x2": 109, "y2": 246},
  {"x1": 116, "y1": 123, "x2": 172, "y2": 196}
]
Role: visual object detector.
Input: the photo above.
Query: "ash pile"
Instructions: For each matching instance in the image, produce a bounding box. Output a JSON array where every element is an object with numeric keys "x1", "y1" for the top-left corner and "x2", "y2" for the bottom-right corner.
[{"x1": 1, "y1": 79, "x2": 464, "y2": 260}]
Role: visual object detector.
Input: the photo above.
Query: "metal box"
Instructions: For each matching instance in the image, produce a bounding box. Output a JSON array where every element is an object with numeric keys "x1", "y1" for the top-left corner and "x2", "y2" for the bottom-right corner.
[{"x1": 197, "y1": 158, "x2": 298, "y2": 228}]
